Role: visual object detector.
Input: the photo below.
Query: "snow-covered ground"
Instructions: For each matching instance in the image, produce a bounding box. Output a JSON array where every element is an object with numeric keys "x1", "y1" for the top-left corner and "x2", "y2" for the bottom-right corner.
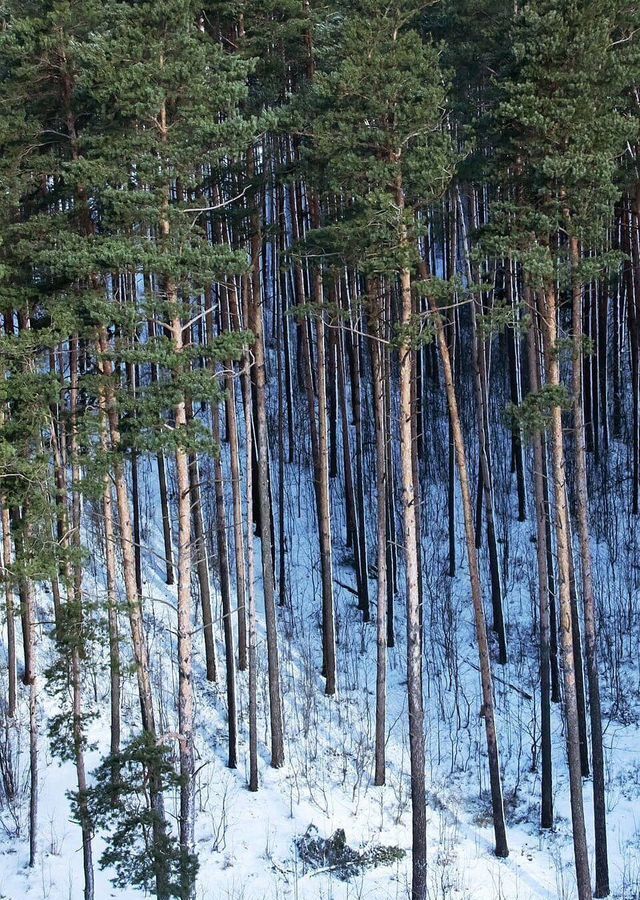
[{"x1": 1, "y1": 393, "x2": 640, "y2": 900}]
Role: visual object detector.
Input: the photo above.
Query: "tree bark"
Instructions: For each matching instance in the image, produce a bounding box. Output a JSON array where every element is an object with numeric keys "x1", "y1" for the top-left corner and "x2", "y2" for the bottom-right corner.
[
  {"x1": 186, "y1": 438, "x2": 217, "y2": 683},
  {"x1": 428, "y1": 293, "x2": 509, "y2": 860},
  {"x1": 242, "y1": 294, "x2": 259, "y2": 792},
  {"x1": 212, "y1": 397, "x2": 238, "y2": 768},
  {"x1": 248, "y1": 152, "x2": 285, "y2": 766},
  {"x1": 525, "y1": 290, "x2": 553, "y2": 830},
  {"x1": 538, "y1": 283, "x2": 592, "y2": 900},
  {"x1": 395, "y1": 176, "x2": 427, "y2": 899},
  {"x1": 371, "y1": 282, "x2": 388, "y2": 787},
  {"x1": 1, "y1": 503, "x2": 16, "y2": 718},
  {"x1": 570, "y1": 235, "x2": 609, "y2": 896}
]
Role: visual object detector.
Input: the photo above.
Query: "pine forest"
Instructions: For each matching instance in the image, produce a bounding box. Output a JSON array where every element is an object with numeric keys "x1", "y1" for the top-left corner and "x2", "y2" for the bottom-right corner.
[{"x1": 0, "y1": 2, "x2": 639, "y2": 898}]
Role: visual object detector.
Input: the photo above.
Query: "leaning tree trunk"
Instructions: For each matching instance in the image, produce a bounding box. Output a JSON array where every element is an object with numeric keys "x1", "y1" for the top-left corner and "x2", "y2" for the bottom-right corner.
[
  {"x1": 459, "y1": 190, "x2": 507, "y2": 663},
  {"x1": 428, "y1": 291, "x2": 509, "y2": 860}
]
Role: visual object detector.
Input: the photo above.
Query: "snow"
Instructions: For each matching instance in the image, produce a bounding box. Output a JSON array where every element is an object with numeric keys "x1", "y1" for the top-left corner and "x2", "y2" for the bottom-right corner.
[{"x1": 1, "y1": 391, "x2": 640, "y2": 900}]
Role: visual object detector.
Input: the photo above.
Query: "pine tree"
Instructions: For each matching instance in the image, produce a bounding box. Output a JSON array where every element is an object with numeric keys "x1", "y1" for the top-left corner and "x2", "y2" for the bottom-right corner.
[
  {"x1": 298, "y1": 3, "x2": 451, "y2": 894},
  {"x1": 490, "y1": 2, "x2": 632, "y2": 894}
]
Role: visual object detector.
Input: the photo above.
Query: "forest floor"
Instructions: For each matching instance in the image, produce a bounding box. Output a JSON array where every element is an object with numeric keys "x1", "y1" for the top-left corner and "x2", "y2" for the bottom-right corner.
[{"x1": 2, "y1": 434, "x2": 640, "y2": 900}]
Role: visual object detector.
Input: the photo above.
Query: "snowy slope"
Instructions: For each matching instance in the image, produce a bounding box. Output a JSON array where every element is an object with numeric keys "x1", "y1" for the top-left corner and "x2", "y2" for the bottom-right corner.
[{"x1": 1, "y1": 403, "x2": 640, "y2": 900}]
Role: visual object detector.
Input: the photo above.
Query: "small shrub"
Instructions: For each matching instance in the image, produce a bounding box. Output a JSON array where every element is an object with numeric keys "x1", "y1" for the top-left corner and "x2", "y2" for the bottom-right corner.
[{"x1": 295, "y1": 825, "x2": 405, "y2": 880}]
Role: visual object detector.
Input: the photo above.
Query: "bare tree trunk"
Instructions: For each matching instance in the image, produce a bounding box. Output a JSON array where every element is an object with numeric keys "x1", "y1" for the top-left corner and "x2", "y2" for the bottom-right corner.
[
  {"x1": 506, "y1": 261, "x2": 527, "y2": 521},
  {"x1": 384, "y1": 332, "x2": 397, "y2": 648},
  {"x1": 122, "y1": 319, "x2": 144, "y2": 604},
  {"x1": 371, "y1": 282, "x2": 388, "y2": 787},
  {"x1": 227, "y1": 349, "x2": 249, "y2": 667},
  {"x1": 349, "y1": 297, "x2": 370, "y2": 622},
  {"x1": 169, "y1": 310, "x2": 196, "y2": 875},
  {"x1": 242, "y1": 298, "x2": 259, "y2": 792},
  {"x1": 570, "y1": 236, "x2": 609, "y2": 897},
  {"x1": 212, "y1": 397, "x2": 238, "y2": 768},
  {"x1": 27, "y1": 581, "x2": 37, "y2": 869},
  {"x1": 98, "y1": 328, "x2": 169, "y2": 898},
  {"x1": 99, "y1": 331, "x2": 156, "y2": 732},
  {"x1": 248, "y1": 152, "x2": 285, "y2": 767},
  {"x1": 567, "y1": 511, "x2": 589, "y2": 777},
  {"x1": 220, "y1": 264, "x2": 248, "y2": 669},
  {"x1": 314, "y1": 269, "x2": 337, "y2": 696},
  {"x1": 276, "y1": 278, "x2": 287, "y2": 610},
  {"x1": 68, "y1": 336, "x2": 94, "y2": 900},
  {"x1": 525, "y1": 290, "x2": 553, "y2": 830},
  {"x1": 630, "y1": 189, "x2": 640, "y2": 515},
  {"x1": 459, "y1": 191, "x2": 507, "y2": 664},
  {"x1": 103, "y1": 471, "x2": 121, "y2": 762},
  {"x1": 395, "y1": 175, "x2": 427, "y2": 900},
  {"x1": 428, "y1": 293, "x2": 509, "y2": 860},
  {"x1": 540, "y1": 435, "x2": 561, "y2": 703},
  {"x1": 336, "y1": 307, "x2": 359, "y2": 564},
  {"x1": 187, "y1": 438, "x2": 217, "y2": 683},
  {"x1": 538, "y1": 283, "x2": 592, "y2": 900},
  {"x1": 1, "y1": 503, "x2": 16, "y2": 718},
  {"x1": 148, "y1": 309, "x2": 175, "y2": 586},
  {"x1": 12, "y1": 504, "x2": 38, "y2": 868}
]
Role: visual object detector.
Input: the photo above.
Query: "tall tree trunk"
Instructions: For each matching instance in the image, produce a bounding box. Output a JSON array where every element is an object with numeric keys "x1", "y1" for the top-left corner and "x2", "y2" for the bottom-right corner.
[
  {"x1": 148, "y1": 312, "x2": 175, "y2": 586},
  {"x1": 506, "y1": 261, "x2": 527, "y2": 521},
  {"x1": 540, "y1": 436, "x2": 561, "y2": 703},
  {"x1": 538, "y1": 283, "x2": 592, "y2": 900},
  {"x1": 395, "y1": 174, "x2": 427, "y2": 900},
  {"x1": 314, "y1": 269, "x2": 337, "y2": 696},
  {"x1": 567, "y1": 511, "x2": 589, "y2": 777},
  {"x1": 1, "y1": 503, "x2": 16, "y2": 718},
  {"x1": 385, "y1": 335, "x2": 397, "y2": 648},
  {"x1": 169, "y1": 309, "x2": 196, "y2": 879},
  {"x1": 629, "y1": 189, "x2": 640, "y2": 515},
  {"x1": 336, "y1": 309, "x2": 359, "y2": 565},
  {"x1": 227, "y1": 347, "x2": 249, "y2": 668},
  {"x1": 349, "y1": 296, "x2": 370, "y2": 621},
  {"x1": 570, "y1": 236, "x2": 609, "y2": 896},
  {"x1": 248, "y1": 151, "x2": 285, "y2": 767},
  {"x1": 243, "y1": 303, "x2": 259, "y2": 792},
  {"x1": 219, "y1": 257, "x2": 248, "y2": 669},
  {"x1": 276, "y1": 273, "x2": 287, "y2": 609},
  {"x1": 459, "y1": 191, "x2": 507, "y2": 663},
  {"x1": 103, "y1": 467, "x2": 121, "y2": 763},
  {"x1": 68, "y1": 336, "x2": 94, "y2": 900},
  {"x1": 98, "y1": 328, "x2": 169, "y2": 899},
  {"x1": 428, "y1": 293, "x2": 509, "y2": 860},
  {"x1": 212, "y1": 397, "x2": 238, "y2": 768},
  {"x1": 371, "y1": 282, "x2": 388, "y2": 787},
  {"x1": 525, "y1": 290, "x2": 553, "y2": 830},
  {"x1": 186, "y1": 435, "x2": 217, "y2": 683},
  {"x1": 27, "y1": 573, "x2": 37, "y2": 869}
]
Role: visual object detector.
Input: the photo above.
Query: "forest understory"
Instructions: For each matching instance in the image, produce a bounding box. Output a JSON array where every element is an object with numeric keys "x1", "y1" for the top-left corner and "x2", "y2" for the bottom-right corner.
[{"x1": 0, "y1": 1, "x2": 639, "y2": 899}]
